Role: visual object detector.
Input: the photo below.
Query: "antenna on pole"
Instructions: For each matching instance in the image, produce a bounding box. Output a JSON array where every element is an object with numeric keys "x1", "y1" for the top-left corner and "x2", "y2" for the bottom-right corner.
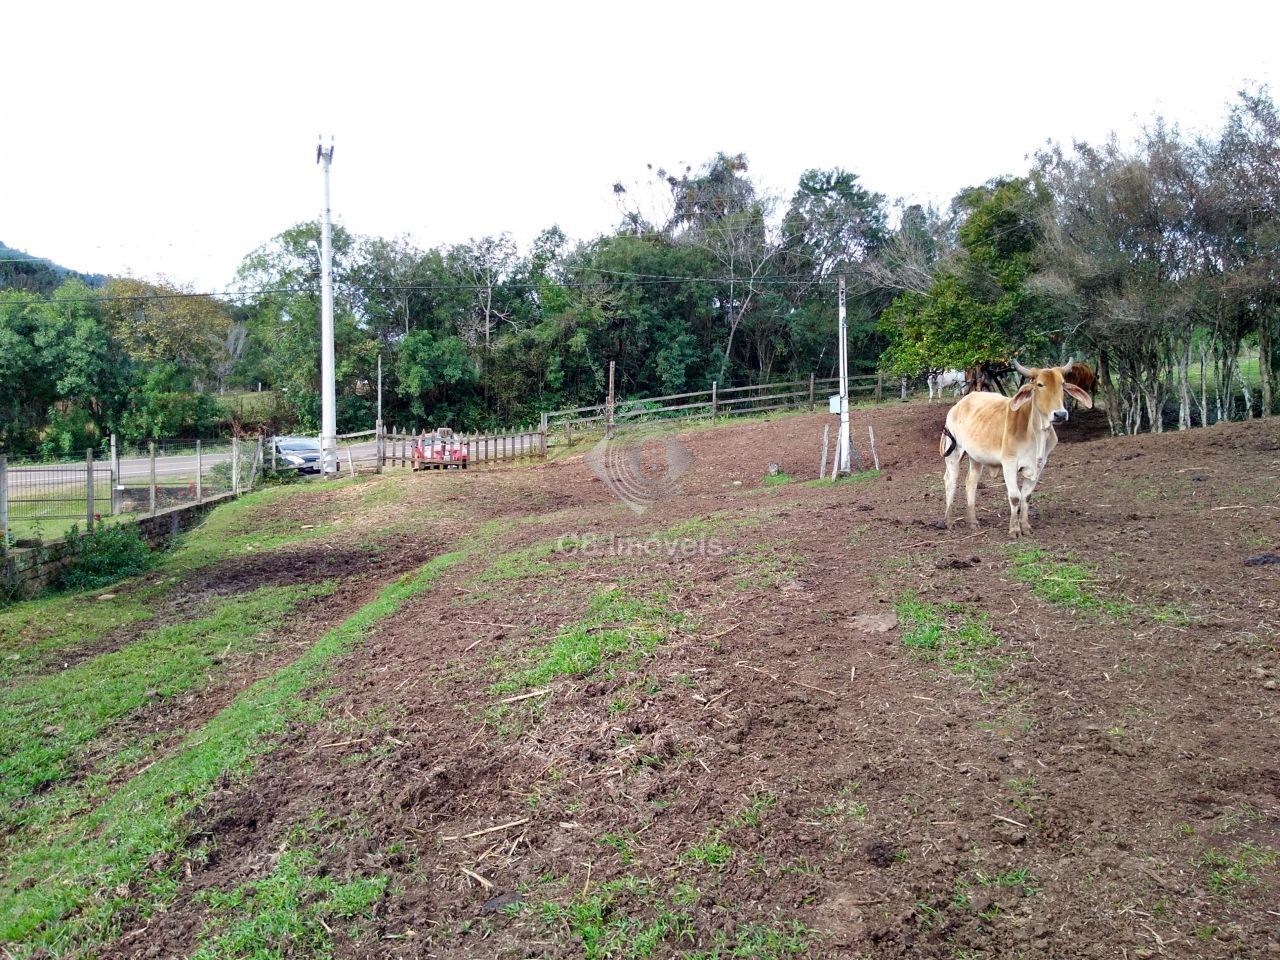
[{"x1": 317, "y1": 137, "x2": 337, "y2": 476}]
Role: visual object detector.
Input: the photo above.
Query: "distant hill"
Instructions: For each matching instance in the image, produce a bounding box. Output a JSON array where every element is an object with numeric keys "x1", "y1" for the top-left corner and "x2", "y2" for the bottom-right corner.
[{"x1": 0, "y1": 240, "x2": 108, "y2": 295}]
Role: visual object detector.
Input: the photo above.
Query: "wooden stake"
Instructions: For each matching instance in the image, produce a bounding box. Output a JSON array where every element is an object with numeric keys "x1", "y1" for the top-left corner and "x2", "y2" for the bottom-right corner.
[{"x1": 867, "y1": 424, "x2": 880, "y2": 471}]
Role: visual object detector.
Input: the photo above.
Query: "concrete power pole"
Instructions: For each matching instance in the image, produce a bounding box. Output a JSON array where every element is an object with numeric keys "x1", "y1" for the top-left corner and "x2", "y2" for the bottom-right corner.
[
  {"x1": 834, "y1": 275, "x2": 851, "y2": 476},
  {"x1": 317, "y1": 138, "x2": 338, "y2": 476}
]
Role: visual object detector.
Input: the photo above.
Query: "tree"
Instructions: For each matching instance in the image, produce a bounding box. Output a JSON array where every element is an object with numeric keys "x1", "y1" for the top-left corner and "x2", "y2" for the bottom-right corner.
[{"x1": 878, "y1": 178, "x2": 1053, "y2": 377}]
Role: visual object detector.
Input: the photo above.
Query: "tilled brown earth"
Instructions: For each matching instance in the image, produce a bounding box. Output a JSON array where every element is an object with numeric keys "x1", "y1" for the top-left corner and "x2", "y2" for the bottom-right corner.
[{"x1": 108, "y1": 405, "x2": 1279, "y2": 959}]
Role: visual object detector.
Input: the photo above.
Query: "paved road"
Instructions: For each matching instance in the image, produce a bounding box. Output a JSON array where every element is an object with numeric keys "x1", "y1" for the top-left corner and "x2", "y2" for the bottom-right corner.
[{"x1": 3, "y1": 437, "x2": 548, "y2": 490}]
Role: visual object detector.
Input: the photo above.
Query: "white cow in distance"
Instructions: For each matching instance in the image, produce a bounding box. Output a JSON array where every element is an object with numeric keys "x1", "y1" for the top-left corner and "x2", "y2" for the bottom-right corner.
[{"x1": 927, "y1": 369, "x2": 967, "y2": 401}]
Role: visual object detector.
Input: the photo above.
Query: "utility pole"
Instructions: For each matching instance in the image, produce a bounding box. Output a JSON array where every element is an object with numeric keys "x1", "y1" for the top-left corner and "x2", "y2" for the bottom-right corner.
[
  {"x1": 317, "y1": 137, "x2": 338, "y2": 476},
  {"x1": 376, "y1": 353, "x2": 383, "y2": 474},
  {"x1": 834, "y1": 275, "x2": 851, "y2": 476}
]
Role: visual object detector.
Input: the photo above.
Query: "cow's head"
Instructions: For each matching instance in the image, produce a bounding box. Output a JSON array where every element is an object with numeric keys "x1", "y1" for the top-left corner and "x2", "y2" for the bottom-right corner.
[{"x1": 1010, "y1": 359, "x2": 1093, "y2": 424}]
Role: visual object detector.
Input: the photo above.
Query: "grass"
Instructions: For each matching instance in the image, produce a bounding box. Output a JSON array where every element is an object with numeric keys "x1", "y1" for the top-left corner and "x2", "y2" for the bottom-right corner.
[
  {"x1": 975, "y1": 867, "x2": 1041, "y2": 897},
  {"x1": 762, "y1": 470, "x2": 793, "y2": 486},
  {"x1": 524, "y1": 873, "x2": 812, "y2": 959},
  {"x1": 681, "y1": 836, "x2": 735, "y2": 870},
  {"x1": 473, "y1": 536, "x2": 574, "y2": 584},
  {"x1": 1194, "y1": 842, "x2": 1278, "y2": 897},
  {"x1": 803, "y1": 469, "x2": 880, "y2": 488},
  {"x1": 0, "y1": 549, "x2": 464, "y2": 956},
  {"x1": 896, "y1": 592, "x2": 1006, "y2": 688},
  {"x1": 727, "y1": 790, "x2": 779, "y2": 829},
  {"x1": 1007, "y1": 547, "x2": 1129, "y2": 616},
  {"x1": 0, "y1": 582, "x2": 332, "y2": 825},
  {"x1": 191, "y1": 844, "x2": 386, "y2": 959},
  {"x1": 0, "y1": 589, "x2": 159, "y2": 682},
  {"x1": 488, "y1": 587, "x2": 678, "y2": 695}
]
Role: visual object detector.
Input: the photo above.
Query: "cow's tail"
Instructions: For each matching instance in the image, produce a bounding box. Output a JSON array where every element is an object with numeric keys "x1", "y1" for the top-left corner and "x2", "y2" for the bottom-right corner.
[{"x1": 940, "y1": 425, "x2": 958, "y2": 458}]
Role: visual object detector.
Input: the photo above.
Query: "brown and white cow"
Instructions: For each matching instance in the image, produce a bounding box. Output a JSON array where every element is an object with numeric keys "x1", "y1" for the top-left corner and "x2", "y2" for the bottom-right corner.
[{"x1": 940, "y1": 359, "x2": 1092, "y2": 537}]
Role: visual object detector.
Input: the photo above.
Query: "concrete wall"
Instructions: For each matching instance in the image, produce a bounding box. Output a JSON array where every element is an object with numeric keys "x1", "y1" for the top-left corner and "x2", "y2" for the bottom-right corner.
[{"x1": 2, "y1": 492, "x2": 235, "y2": 597}]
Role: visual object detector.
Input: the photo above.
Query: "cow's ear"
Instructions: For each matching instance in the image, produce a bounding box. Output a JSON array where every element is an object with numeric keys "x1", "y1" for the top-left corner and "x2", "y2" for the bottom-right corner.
[
  {"x1": 1064, "y1": 383, "x2": 1093, "y2": 409},
  {"x1": 1011, "y1": 383, "x2": 1035, "y2": 410}
]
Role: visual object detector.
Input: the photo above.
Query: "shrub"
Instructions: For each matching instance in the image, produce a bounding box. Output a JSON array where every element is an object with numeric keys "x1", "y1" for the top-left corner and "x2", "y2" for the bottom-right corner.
[{"x1": 58, "y1": 525, "x2": 155, "y2": 592}]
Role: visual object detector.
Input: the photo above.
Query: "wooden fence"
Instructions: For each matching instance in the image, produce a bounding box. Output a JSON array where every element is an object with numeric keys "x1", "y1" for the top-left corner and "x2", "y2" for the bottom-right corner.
[
  {"x1": 380, "y1": 428, "x2": 546, "y2": 468},
  {"x1": 542, "y1": 372, "x2": 885, "y2": 442}
]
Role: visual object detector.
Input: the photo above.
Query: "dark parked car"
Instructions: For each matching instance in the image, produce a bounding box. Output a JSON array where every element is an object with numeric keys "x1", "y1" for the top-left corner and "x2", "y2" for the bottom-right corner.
[{"x1": 272, "y1": 436, "x2": 322, "y2": 474}]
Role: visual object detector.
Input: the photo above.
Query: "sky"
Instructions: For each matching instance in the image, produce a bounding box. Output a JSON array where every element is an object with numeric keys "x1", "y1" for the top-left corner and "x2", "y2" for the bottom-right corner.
[{"x1": 4, "y1": 0, "x2": 1279, "y2": 292}]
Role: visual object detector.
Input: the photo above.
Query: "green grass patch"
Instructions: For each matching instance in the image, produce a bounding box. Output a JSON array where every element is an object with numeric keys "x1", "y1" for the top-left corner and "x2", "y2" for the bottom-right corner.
[
  {"x1": 474, "y1": 537, "x2": 567, "y2": 584},
  {"x1": 1194, "y1": 842, "x2": 1278, "y2": 897},
  {"x1": 0, "y1": 549, "x2": 464, "y2": 956},
  {"x1": 0, "y1": 582, "x2": 332, "y2": 824},
  {"x1": 975, "y1": 866, "x2": 1041, "y2": 897},
  {"x1": 191, "y1": 845, "x2": 386, "y2": 959},
  {"x1": 1008, "y1": 547, "x2": 1129, "y2": 616},
  {"x1": 803, "y1": 469, "x2": 880, "y2": 488},
  {"x1": 526, "y1": 873, "x2": 812, "y2": 959},
  {"x1": 489, "y1": 588, "x2": 677, "y2": 695},
  {"x1": 0, "y1": 589, "x2": 159, "y2": 683},
  {"x1": 727, "y1": 790, "x2": 778, "y2": 829},
  {"x1": 762, "y1": 470, "x2": 793, "y2": 487},
  {"x1": 896, "y1": 592, "x2": 1006, "y2": 688},
  {"x1": 681, "y1": 836, "x2": 734, "y2": 870}
]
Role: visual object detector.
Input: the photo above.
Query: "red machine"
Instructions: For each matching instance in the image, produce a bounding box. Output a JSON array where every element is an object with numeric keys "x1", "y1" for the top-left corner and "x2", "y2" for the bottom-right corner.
[{"x1": 411, "y1": 428, "x2": 468, "y2": 470}]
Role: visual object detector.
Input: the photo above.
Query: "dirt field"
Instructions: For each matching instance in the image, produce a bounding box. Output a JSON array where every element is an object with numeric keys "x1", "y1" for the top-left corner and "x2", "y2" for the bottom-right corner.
[{"x1": 2, "y1": 401, "x2": 1278, "y2": 959}]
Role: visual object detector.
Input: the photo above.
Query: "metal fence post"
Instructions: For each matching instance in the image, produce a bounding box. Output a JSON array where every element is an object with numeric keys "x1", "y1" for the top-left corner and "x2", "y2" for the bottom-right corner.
[
  {"x1": 149, "y1": 442, "x2": 157, "y2": 516},
  {"x1": 0, "y1": 455, "x2": 8, "y2": 550},
  {"x1": 196, "y1": 440, "x2": 203, "y2": 503},
  {"x1": 85, "y1": 448, "x2": 95, "y2": 533}
]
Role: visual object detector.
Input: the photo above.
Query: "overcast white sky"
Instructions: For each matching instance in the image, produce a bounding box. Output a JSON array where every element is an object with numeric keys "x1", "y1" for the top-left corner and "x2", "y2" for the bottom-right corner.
[{"x1": 4, "y1": 0, "x2": 1278, "y2": 291}]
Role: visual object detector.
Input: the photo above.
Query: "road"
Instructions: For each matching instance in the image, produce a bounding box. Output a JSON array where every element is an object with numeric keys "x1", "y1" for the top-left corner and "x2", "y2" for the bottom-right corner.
[{"x1": 0, "y1": 439, "x2": 549, "y2": 490}]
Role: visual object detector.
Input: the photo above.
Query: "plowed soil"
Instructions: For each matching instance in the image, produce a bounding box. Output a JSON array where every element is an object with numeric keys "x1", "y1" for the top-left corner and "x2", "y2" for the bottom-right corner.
[{"x1": 97, "y1": 402, "x2": 1280, "y2": 958}]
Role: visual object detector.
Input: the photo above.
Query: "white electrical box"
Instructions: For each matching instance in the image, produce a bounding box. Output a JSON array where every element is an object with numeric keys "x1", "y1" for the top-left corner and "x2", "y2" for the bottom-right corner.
[{"x1": 828, "y1": 394, "x2": 842, "y2": 414}]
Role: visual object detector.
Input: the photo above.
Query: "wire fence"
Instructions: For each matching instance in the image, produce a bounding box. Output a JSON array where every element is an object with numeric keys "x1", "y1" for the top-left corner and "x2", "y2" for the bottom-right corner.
[{"x1": 0, "y1": 438, "x2": 264, "y2": 545}]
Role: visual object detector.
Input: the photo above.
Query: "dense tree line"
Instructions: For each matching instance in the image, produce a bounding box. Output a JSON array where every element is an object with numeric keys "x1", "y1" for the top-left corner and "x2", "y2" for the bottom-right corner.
[
  {"x1": 879, "y1": 89, "x2": 1280, "y2": 433},
  {"x1": 3, "y1": 89, "x2": 1278, "y2": 456}
]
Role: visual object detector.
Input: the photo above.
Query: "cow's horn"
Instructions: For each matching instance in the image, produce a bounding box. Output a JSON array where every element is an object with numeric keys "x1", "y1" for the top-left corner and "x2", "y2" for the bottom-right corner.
[
  {"x1": 1060, "y1": 357, "x2": 1074, "y2": 374},
  {"x1": 1010, "y1": 358, "x2": 1032, "y2": 377}
]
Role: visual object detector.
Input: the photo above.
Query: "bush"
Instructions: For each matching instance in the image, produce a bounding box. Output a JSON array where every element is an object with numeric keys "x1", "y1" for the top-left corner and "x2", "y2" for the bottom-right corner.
[{"x1": 58, "y1": 524, "x2": 155, "y2": 592}]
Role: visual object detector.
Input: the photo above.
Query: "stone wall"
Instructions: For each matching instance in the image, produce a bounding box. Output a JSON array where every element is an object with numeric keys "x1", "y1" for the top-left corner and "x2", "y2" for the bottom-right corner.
[{"x1": 2, "y1": 493, "x2": 235, "y2": 597}]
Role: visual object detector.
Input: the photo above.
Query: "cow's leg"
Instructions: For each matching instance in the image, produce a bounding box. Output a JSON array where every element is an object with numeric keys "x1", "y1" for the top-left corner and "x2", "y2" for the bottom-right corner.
[
  {"x1": 1018, "y1": 467, "x2": 1038, "y2": 535},
  {"x1": 943, "y1": 451, "x2": 963, "y2": 529},
  {"x1": 964, "y1": 462, "x2": 983, "y2": 529},
  {"x1": 1001, "y1": 460, "x2": 1023, "y2": 537}
]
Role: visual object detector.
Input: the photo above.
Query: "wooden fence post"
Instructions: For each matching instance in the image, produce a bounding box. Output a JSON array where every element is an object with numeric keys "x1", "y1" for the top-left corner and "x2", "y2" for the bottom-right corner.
[
  {"x1": 110, "y1": 433, "x2": 121, "y2": 516},
  {"x1": 809, "y1": 373, "x2": 815, "y2": 412},
  {"x1": 711, "y1": 381, "x2": 718, "y2": 418},
  {"x1": 196, "y1": 441, "x2": 203, "y2": 503},
  {"x1": 606, "y1": 360, "x2": 616, "y2": 439},
  {"x1": 149, "y1": 442, "x2": 157, "y2": 517},
  {"x1": 0, "y1": 455, "x2": 9, "y2": 550},
  {"x1": 900, "y1": 376, "x2": 908, "y2": 402},
  {"x1": 819, "y1": 424, "x2": 830, "y2": 479},
  {"x1": 232, "y1": 437, "x2": 241, "y2": 495},
  {"x1": 85, "y1": 448, "x2": 95, "y2": 533},
  {"x1": 876, "y1": 373, "x2": 883, "y2": 404}
]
